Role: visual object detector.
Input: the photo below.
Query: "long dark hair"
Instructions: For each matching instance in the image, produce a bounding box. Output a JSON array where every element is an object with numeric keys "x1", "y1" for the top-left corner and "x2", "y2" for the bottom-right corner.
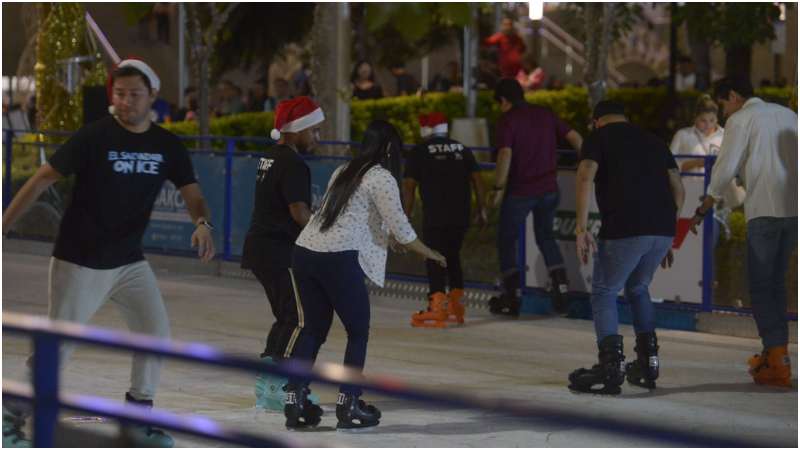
[
  {"x1": 350, "y1": 60, "x2": 376, "y2": 83},
  {"x1": 316, "y1": 120, "x2": 403, "y2": 232}
]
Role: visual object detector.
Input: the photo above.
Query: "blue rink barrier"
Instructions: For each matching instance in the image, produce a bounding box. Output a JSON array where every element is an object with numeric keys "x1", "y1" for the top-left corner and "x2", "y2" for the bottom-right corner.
[
  {"x1": 3, "y1": 312, "x2": 784, "y2": 448},
  {"x1": 3, "y1": 129, "x2": 795, "y2": 322}
]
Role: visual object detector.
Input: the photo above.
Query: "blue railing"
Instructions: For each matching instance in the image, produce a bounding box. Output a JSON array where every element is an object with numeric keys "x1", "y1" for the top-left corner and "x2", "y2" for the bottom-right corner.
[
  {"x1": 3, "y1": 129, "x2": 794, "y2": 320},
  {"x1": 2, "y1": 312, "x2": 781, "y2": 448}
]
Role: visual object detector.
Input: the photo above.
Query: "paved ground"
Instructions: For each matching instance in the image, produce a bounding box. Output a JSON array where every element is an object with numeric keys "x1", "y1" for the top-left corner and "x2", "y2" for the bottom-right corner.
[{"x1": 2, "y1": 250, "x2": 797, "y2": 447}]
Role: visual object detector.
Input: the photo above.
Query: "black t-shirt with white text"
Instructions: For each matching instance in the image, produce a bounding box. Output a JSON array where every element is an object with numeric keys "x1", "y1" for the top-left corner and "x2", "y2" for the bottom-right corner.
[
  {"x1": 241, "y1": 145, "x2": 311, "y2": 269},
  {"x1": 580, "y1": 122, "x2": 679, "y2": 240},
  {"x1": 404, "y1": 136, "x2": 479, "y2": 229},
  {"x1": 49, "y1": 116, "x2": 197, "y2": 269}
]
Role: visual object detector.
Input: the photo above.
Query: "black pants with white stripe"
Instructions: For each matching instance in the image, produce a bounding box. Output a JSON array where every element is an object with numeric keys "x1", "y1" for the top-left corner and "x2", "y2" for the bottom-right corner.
[{"x1": 252, "y1": 266, "x2": 302, "y2": 361}]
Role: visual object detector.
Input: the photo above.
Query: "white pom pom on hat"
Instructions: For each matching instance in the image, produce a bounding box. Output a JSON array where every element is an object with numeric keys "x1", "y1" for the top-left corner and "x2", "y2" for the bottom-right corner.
[{"x1": 271, "y1": 96, "x2": 324, "y2": 141}]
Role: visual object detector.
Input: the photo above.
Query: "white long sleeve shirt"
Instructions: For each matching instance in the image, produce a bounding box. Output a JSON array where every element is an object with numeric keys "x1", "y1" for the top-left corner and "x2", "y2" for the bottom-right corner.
[
  {"x1": 707, "y1": 97, "x2": 798, "y2": 220},
  {"x1": 296, "y1": 164, "x2": 417, "y2": 287}
]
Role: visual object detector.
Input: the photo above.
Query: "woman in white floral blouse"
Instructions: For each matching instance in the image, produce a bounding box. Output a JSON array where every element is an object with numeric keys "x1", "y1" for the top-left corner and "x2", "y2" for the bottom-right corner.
[{"x1": 283, "y1": 120, "x2": 446, "y2": 430}]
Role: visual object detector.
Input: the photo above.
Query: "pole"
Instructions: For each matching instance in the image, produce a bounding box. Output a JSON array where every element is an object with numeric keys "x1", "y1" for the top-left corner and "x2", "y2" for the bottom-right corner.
[
  {"x1": 223, "y1": 139, "x2": 234, "y2": 260},
  {"x1": 32, "y1": 334, "x2": 60, "y2": 447},
  {"x1": 3, "y1": 129, "x2": 13, "y2": 211},
  {"x1": 701, "y1": 156, "x2": 715, "y2": 312},
  {"x1": 178, "y1": 3, "x2": 187, "y2": 108}
]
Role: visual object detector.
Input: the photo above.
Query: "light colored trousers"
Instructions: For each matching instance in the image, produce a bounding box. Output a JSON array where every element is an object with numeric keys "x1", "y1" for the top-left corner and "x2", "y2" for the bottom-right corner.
[{"x1": 27, "y1": 257, "x2": 171, "y2": 401}]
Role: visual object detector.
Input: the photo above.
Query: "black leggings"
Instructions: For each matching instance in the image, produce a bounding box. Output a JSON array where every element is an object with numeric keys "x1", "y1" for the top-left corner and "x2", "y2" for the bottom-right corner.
[{"x1": 423, "y1": 227, "x2": 466, "y2": 294}]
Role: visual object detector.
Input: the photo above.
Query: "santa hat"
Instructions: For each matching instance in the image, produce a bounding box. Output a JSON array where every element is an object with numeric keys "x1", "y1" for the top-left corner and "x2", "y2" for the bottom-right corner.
[
  {"x1": 107, "y1": 57, "x2": 161, "y2": 118},
  {"x1": 270, "y1": 96, "x2": 325, "y2": 141},
  {"x1": 419, "y1": 112, "x2": 448, "y2": 138}
]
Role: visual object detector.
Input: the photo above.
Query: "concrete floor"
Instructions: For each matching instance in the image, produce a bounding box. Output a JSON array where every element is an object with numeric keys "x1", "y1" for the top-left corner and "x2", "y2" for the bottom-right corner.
[{"x1": 2, "y1": 251, "x2": 797, "y2": 447}]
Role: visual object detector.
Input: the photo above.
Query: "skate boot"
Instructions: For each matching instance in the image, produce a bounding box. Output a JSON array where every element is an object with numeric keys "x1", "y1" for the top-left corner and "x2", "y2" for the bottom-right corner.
[
  {"x1": 411, "y1": 292, "x2": 448, "y2": 328},
  {"x1": 568, "y1": 335, "x2": 625, "y2": 395},
  {"x1": 255, "y1": 357, "x2": 320, "y2": 411},
  {"x1": 335, "y1": 393, "x2": 380, "y2": 430},
  {"x1": 446, "y1": 289, "x2": 465, "y2": 324},
  {"x1": 284, "y1": 385, "x2": 323, "y2": 429},
  {"x1": 489, "y1": 271, "x2": 521, "y2": 317},
  {"x1": 549, "y1": 267, "x2": 570, "y2": 315},
  {"x1": 749, "y1": 345, "x2": 792, "y2": 388},
  {"x1": 488, "y1": 294, "x2": 520, "y2": 317},
  {"x1": 120, "y1": 393, "x2": 175, "y2": 447},
  {"x1": 626, "y1": 332, "x2": 659, "y2": 389},
  {"x1": 2, "y1": 406, "x2": 30, "y2": 448}
]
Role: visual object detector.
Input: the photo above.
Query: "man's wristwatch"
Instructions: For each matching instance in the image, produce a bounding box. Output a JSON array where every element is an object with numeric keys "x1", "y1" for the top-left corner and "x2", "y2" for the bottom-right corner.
[
  {"x1": 197, "y1": 219, "x2": 215, "y2": 231},
  {"x1": 492, "y1": 185, "x2": 505, "y2": 191},
  {"x1": 575, "y1": 226, "x2": 587, "y2": 235}
]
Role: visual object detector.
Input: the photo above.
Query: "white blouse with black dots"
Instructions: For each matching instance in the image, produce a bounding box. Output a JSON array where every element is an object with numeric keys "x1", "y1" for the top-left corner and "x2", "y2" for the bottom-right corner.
[{"x1": 296, "y1": 164, "x2": 417, "y2": 287}]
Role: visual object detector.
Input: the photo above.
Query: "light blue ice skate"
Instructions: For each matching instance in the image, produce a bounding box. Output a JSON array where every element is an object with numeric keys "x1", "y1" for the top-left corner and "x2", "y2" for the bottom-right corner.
[{"x1": 255, "y1": 357, "x2": 318, "y2": 411}]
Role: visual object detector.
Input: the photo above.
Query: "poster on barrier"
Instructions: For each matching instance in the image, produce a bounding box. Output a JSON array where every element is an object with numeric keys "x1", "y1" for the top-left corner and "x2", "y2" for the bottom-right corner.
[
  {"x1": 524, "y1": 170, "x2": 705, "y2": 304},
  {"x1": 143, "y1": 153, "x2": 345, "y2": 257},
  {"x1": 142, "y1": 154, "x2": 226, "y2": 253}
]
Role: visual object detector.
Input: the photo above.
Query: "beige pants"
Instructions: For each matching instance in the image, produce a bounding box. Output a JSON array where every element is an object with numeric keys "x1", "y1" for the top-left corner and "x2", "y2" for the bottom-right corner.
[{"x1": 29, "y1": 257, "x2": 171, "y2": 401}]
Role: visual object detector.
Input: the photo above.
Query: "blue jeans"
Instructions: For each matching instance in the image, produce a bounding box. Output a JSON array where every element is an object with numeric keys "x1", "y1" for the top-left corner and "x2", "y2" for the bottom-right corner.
[
  {"x1": 591, "y1": 236, "x2": 673, "y2": 342},
  {"x1": 288, "y1": 247, "x2": 371, "y2": 395},
  {"x1": 498, "y1": 191, "x2": 564, "y2": 276},
  {"x1": 747, "y1": 217, "x2": 797, "y2": 348}
]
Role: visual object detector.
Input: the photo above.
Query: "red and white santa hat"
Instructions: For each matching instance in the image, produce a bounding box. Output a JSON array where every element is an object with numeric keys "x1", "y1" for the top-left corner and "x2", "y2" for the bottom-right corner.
[
  {"x1": 419, "y1": 111, "x2": 448, "y2": 138},
  {"x1": 270, "y1": 96, "x2": 325, "y2": 141}
]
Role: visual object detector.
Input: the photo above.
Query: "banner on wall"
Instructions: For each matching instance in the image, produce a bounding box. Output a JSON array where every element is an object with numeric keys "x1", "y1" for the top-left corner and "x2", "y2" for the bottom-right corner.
[
  {"x1": 524, "y1": 170, "x2": 706, "y2": 304},
  {"x1": 142, "y1": 154, "x2": 345, "y2": 257}
]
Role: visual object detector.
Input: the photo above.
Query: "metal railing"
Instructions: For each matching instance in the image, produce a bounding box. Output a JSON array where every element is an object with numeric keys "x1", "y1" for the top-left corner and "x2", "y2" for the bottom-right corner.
[{"x1": 2, "y1": 312, "x2": 781, "y2": 448}]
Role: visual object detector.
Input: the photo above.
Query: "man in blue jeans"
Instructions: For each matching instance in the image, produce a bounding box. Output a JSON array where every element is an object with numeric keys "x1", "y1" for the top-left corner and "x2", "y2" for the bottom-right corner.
[
  {"x1": 569, "y1": 100, "x2": 685, "y2": 395},
  {"x1": 690, "y1": 77, "x2": 797, "y2": 388},
  {"x1": 488, "y1": 78, "x2": 583, "y2": 316}
]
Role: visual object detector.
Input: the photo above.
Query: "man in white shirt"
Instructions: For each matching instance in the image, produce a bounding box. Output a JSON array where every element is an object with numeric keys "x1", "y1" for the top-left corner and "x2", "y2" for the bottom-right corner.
[{"x1": 690, "y1": 77, "x2": 797, "y2": 388}]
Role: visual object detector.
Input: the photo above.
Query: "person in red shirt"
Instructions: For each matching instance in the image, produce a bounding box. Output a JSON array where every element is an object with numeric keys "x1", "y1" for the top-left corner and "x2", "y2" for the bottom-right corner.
[{"x1": 485, "y1": 18, "x2": 527, "y2": 78}]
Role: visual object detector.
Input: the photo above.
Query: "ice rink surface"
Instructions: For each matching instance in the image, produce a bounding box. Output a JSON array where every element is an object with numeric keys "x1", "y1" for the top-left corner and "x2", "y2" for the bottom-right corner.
[{"x1": 3, "y1": 251, "x2": 797, "y2": 447}]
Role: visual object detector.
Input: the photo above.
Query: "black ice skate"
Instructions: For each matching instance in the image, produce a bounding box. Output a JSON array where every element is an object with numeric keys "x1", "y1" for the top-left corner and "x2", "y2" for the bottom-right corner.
[
  {"x1": 549, "y1": 267, "x2": 570, "y2": 315},
  {"x1": 490, "y1": 271, "x2": 521, "y2": 317},
  {"x1": 335, "y1": 393, "x2": 380, "y2": 430},
  {"x1": 626, "y1": 332, "x2": 659, "y2": 389},
  {"x1": 569, "y1": 335, "x2": 626, "y2": 395},
  {"x1": 488, "y1": 294, "x2": 520, "y2": 317},
  {"x1": 284, "y1": 385, "x2": 323, "y2": 429}
]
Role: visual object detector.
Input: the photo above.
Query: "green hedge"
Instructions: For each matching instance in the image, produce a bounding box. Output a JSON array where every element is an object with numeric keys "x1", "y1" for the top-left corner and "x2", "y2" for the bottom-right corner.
[{"x1": 163, "y1": 86, "x2": 795, "y2": 146}]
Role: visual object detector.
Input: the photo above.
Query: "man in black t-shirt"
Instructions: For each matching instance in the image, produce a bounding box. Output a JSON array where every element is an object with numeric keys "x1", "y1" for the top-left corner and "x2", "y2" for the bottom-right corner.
[
  {"x1": 2, "y1": 60, "x2": 215, "y2": 447},
  {"x1": 568, "y1": 100, "x2": 685, "y2": 395},
  {"x1": 403, "y1": 112, "x2": 487, "y2": 327},
  {"x1": 241, "y1": 96, "x2": 324, "y2": 410}
]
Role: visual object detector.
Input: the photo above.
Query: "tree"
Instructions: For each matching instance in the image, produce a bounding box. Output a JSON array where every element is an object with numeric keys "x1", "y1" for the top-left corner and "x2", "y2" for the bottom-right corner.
[
  {"x1": 185, "y1": 3, "x2": 239, "y2": 137},
  {"x1": 583, "y1": 3, "x2": 617, "y2": 109},
  {"x1": 675, "y1": 3, "x2": 783, "y2": 79},
  {"x1": 35, "y1": 3, "x2": 107, "y2": 131},
  {"x1": 211, "y1": 4, "x2": 315, "y2": 80},
  {"x1": 363, "y1": 3, "x2": 472, "y2": 67}
]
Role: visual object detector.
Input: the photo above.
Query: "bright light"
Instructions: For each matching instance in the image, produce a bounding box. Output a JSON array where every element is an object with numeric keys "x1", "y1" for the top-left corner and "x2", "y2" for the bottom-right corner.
[{"x1": 529, "y1": 1, "x2": 544, "y2": 21}]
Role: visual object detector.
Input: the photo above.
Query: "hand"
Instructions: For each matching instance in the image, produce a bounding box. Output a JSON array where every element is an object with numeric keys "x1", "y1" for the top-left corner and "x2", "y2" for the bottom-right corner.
[
  {"x1": 474, "y1": 207, "x2": 489, "y2": 230},
  {"x1": 427, "y1": 249, "x2": 447, "y2": 268},
  {"x1": 688, "y1": 213, "x2": 704, "y2": 235},
  {"x1": 389, "y1": 236, "x2": 407, "y2": 254},
  {"x1": 191, "y1": 225, "x2": 216, "y2": 263},
  {"x1": 488, "y1": 189, "x2": 504, "y2": 209},
  {"x1": 576, "y1": 231, "x2": 597, "y2": 265},
  {"x1": 660, "y1": 249, "x2": 674, "y2": 269}
]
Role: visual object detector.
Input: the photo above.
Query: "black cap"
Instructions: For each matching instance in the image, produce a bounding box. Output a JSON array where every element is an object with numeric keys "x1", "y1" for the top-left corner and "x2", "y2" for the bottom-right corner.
[{"x1": 592, "y1": 100, "x2": 625, "y2": 120}]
